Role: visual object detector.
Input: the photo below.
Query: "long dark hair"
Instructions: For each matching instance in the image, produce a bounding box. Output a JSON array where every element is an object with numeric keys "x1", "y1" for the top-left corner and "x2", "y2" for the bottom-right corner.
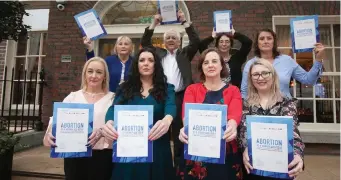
[
  {"x1": 254, "y1": 28, "x2": 280, "y2": 58},
  {"x1": 116, "y1": 48, "x2": 168, "y2": 104}
]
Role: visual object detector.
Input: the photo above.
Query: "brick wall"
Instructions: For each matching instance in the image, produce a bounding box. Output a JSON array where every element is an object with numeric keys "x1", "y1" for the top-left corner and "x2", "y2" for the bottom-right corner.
[
  {"x1": 42, "y1": 1, "x2": 96, "y2": 127},
  {"x1": 41, "y1": 1, "x2": 340, "y2": 126}
]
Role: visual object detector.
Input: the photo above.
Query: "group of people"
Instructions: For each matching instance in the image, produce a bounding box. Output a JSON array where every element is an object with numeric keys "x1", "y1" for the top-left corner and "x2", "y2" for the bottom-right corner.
[{"x1": 43, "y1": 10, "x2": 326, "y2": 180}]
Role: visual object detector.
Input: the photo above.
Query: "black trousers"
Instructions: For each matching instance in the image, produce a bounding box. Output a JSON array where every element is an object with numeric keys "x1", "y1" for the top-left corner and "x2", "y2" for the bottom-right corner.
[
  {"x1": 171, "y1": 90, "x2": 185, "y2": 167},
  {"x1": 64, "y1": 149, "x2": 113, "y2": 180}
]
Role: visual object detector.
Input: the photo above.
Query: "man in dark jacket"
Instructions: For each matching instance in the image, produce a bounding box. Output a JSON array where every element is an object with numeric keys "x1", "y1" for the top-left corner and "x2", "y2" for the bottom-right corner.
[{"x1": 141, "y1": 10, "x2": 200, "y2": 167}]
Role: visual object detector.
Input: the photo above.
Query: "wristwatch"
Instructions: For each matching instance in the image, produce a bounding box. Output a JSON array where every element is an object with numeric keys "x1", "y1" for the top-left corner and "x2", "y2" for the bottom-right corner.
[{"x1": 181, "y1": 20, "x2": 187, "y2": 25}]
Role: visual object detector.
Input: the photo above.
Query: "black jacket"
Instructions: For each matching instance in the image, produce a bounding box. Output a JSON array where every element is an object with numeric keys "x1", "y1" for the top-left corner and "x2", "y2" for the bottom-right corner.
[{"x1": 141, "y1": 25, "x2": 200, "y2": 90}]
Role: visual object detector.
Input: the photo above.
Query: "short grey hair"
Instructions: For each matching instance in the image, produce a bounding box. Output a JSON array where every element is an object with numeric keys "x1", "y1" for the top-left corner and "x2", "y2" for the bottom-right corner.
[{"x1": 163, "y1": 29, "x2": 181, "y2": 41}]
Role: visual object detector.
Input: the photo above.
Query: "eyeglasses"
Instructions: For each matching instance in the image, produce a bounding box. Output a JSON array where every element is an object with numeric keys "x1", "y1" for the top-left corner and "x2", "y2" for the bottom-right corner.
[{"x1": 251, "y1": 71, "x2": 272, "y2": 80}]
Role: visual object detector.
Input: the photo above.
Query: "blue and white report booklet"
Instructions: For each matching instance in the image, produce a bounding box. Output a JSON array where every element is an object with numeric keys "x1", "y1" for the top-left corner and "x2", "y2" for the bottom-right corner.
[
  {"x1": 247, "y1": 115, "x2": 294, "y2": 179},
  {"x1": 184, "y1": 103, "x2": 227, "y2": 164},
  {"x1": 113, "y1": 105, "x2": 153, "y2": 163},
  {"x1": 51, "y1": 102, "x2": 94, "y2": 158}
]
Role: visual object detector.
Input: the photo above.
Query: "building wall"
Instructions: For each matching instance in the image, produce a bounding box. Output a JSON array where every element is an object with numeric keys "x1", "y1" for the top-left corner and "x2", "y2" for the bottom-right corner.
[
  {"x1": 41, "y1": 1, "x2": 340, "y2": 126},
  {"x1": 0, "y1": 41, "x2": 6, "y2": 102}
]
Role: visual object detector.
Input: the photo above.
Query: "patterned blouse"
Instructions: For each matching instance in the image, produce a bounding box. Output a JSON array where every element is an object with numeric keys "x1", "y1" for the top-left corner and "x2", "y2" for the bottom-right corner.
[{"x1": 238, "y1": 98, "x2": 305, "y2": 159}]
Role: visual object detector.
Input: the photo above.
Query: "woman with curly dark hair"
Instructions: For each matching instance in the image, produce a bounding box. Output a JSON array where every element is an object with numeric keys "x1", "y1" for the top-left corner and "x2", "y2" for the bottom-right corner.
[{"x1": 101, "y1": 48, "x2": 177, "y2": 180}]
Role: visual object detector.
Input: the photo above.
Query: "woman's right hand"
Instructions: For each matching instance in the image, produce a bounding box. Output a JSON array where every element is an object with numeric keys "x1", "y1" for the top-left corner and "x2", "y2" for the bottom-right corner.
[
  {"x1": 243, "y1": 148, "x2": 254, "y2": 174},
  {"x1": 178, "y1": 127, "x2": 188, "y2": 144},
  {"x1": 43, "y1": 132, "x2": 56, "y2": 147},
  {"x1": 212, "y1": 28, "x2": 217, "y2": 38},
  {"x1": 83, "y1": 36, "x2": 93, "y2": 51},
  {"x1": 101, "y1": 120, "x2": 118, "y2": 141}
]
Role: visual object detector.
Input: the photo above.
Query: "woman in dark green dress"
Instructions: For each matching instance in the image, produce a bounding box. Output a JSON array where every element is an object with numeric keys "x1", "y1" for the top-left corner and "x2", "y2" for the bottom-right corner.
[{"x1": 101, "y1": 47, "x2": 176, "y2": 180}]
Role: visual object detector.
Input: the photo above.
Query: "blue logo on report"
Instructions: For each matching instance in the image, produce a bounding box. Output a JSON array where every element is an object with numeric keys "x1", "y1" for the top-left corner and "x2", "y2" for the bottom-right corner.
[
  {"x1": 121, "y1": 125, "x2": 144, "y2": 137},
  {"x1": 256, "y1": 138, "x2": 283, "y2": 152},
  {"x1": 60, "y1": 123, "x2": 84, "y2": 133},
  {"x1": 296, "y1": 28, "x2": 313, "y2": 37},
  {"x1": 192, "y1": 125, "x2": 217, "y2": 138}
]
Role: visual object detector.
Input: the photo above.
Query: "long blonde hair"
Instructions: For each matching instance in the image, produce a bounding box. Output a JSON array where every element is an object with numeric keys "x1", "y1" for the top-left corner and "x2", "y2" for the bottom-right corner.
[
  {"x1": 246, "y1": 58, "x2": 283, "y2": 109},
  {"x1": 81, "y1": 57, "x2": 110, "y2": 92},
  {"x1": 112, "y1": 36, "x2": 133, "y2": 55}
]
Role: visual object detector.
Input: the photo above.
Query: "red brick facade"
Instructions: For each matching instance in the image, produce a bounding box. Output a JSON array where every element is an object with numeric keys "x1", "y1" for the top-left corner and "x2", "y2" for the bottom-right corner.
[{"x1": 40, "y1": 1, "x2": 340, "y2": 127}]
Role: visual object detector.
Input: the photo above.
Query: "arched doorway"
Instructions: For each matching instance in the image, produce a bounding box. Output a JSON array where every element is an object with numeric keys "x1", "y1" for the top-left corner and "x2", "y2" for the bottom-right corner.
[{"x1": 92, "y1": 0, "x2": 191, "y2": 57}]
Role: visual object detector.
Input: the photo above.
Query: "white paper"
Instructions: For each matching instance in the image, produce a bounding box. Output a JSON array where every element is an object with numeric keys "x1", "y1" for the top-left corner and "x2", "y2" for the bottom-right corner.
[
  {"x1": 117, "y1": 111, "x2": 149, "y2": 157},
  {"x1": 55, "y1": 108, "x2": 89, "y2": 153},
  {"x1": 215, "y1": 13, "x2": 231, "y2": 33},
  {"x1": 188, "y1": 110, "x2": 222, "y2": 158},
  {"x1": 76, "y1": 11, "x2": 104, "y2": 39},
  {"x1": 251, "y1": 122, "x2": 288, "y2": 173},
  {"x1": 293, "y1": 19, "x2": 317, "y2": 50},
  {"x1": 159, "y1": 1, "x2": 178, "y2": 23}
]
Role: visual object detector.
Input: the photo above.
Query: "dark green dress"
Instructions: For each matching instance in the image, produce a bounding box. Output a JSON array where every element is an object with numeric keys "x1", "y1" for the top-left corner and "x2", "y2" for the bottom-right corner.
[{"x1": 105, "y1": 84, "x2": 177, "y2": 180}]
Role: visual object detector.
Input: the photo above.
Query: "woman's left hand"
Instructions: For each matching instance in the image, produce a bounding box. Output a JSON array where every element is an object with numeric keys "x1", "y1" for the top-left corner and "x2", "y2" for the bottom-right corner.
[
  {"x1": 149, "y1": 119, "x2": 171, "y2": 141},
  {"x1": 87, "y1": 129, "x2": 102, "y2": 147},
  {"x1": 223, "y1": 119, "x2": 238, "y2": 142},
  {"x1": 288, "y1": 155, "x2": 304, "y2": 178},
  {"x1": 314, "y1": 43, "x2": 326, "y2": 61}
]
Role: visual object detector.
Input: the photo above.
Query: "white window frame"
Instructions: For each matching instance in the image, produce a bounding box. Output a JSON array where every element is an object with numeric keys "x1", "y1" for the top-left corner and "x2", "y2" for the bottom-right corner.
[
  {"x1": 273, "y1": 15, "x2": 340, "y2": 143},
  {"x1": 3, "y1": 32, "x2": 46, "y2": 111},
  {"x1": 92, "y1": 0, "x2": 191, "y2": 55}
]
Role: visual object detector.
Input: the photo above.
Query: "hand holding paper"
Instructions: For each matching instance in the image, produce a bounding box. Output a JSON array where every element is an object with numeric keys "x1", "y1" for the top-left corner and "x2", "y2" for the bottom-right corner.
[
  {"x1": 179, "y1": 127, "x2": 188, "y2": 144},
  {"x1": 243, "y1": 148, "x2": 254, "y2": 174},
  {"x1": 288, "y1": 155, "x2": 304, "y2": 178},
  {"x1": 314, "y1": 43, "x2": 326, "y2": 61},
  {"x1": 178, "y1": 10, "x2": 186, "y2": 23},
  {"x1": 87, "y1": 129, "x2": 102, "y2": 147},
  {"x1": 83, "y1": 36, "x2": 94, "y2": 52},
  {"x1": 148, "y1": 117, "x2": 172, "y2": 141},
  {"x1": 102, "y1": 120, "x2": 118, "y2": 141},
  {"x1": 44, "y1": 132, "x2": 57, "y2": 147},
  {"x1": 223, "y1": 119, "x2": 237, "y2": 142}
]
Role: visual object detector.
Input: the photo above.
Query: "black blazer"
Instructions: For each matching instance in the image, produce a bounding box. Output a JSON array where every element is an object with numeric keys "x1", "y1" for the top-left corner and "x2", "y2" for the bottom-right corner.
[{"x1": 141, "y1": 25, "x2": 200, "y2": 90}]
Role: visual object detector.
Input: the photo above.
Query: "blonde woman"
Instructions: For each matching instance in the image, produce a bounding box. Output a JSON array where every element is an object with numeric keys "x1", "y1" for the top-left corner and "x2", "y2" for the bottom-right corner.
[
  {"x1": 239, "y1": 59, "x2": 304, "y2": 180},
  {"x1": 84, "y1": 35, "x2": 134, "y2": 92},
  {"x1": 43, "y1": 57, "x2": 115, "y2": 180}
]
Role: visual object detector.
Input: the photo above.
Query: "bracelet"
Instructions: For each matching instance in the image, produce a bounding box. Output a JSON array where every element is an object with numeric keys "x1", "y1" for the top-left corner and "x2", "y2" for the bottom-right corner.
[{"x1": 181, "y1": 20, "x2": 187, "y2": 25}]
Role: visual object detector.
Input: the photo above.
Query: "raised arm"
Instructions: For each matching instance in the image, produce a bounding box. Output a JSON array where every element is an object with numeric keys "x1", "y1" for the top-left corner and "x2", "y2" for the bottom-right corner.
[
  {"x1": 83, "y1": 36, "x2": 95, "y2": 60},
  {"x1": 198, "y1": 28, "x2": 216, "y2": 53},
  {"x1": 292, "y1": 43, "x2": 325, "y2": 85},
  {"x1": 141, "y1": 14, "x2": 162, "y2": 49},
  {"x1": 232, "y1": 31, "x2": 253, "y2": 64}
]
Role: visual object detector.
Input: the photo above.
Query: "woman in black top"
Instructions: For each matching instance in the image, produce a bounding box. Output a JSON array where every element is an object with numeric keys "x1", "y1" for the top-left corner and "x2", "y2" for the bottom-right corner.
[{"x1": 199, "y1": 28, "x2": 252, "y2": 88}]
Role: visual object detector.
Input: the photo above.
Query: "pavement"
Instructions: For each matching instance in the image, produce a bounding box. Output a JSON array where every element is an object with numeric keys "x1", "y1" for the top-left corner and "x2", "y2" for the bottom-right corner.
[{"x1": 11, "y1": 145, "x2": 340, "y2": 180}]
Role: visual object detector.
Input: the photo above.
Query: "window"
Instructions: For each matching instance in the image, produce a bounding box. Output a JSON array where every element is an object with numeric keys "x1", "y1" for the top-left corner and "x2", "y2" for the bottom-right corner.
[
  {"x1": 4, "y1": 32, "x2": 46, "y2": 107},
  {"x1": 273, "y1": 15, "x2": 340, "y2": 127},
  {"x1": 102, "y1": 1, "x2": 158, "y2": 25}
]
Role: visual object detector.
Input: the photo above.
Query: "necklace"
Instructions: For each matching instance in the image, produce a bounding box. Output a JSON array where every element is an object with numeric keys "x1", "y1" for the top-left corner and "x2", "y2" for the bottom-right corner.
[{"x1": 83, "y1": 91, "x2": 105, "y2": 99}]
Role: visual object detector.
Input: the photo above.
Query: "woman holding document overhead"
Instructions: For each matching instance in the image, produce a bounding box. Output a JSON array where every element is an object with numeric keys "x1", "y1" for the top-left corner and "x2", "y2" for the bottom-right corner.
[
  {"x1": 43, "y1": 57, "x2": 115, "y2": 180},
  {"x1": 198, "y1": 27, "x2": 252, "y2": 88},
  {"x1": 178, "y1": 48, "x2": 243, "y2": 180},
  {"x1": 239, "y1": 59, "x2": 304, "y2": 180},
  {"x1": 102, "y1": 48, "x2": 176, "y2": 180},
  {"x1": 241, "y1": 28, "x2": 326, "y2": 99},
  {"x1": 83, "y1": 35, "x2": 134, "y2": 93}
]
